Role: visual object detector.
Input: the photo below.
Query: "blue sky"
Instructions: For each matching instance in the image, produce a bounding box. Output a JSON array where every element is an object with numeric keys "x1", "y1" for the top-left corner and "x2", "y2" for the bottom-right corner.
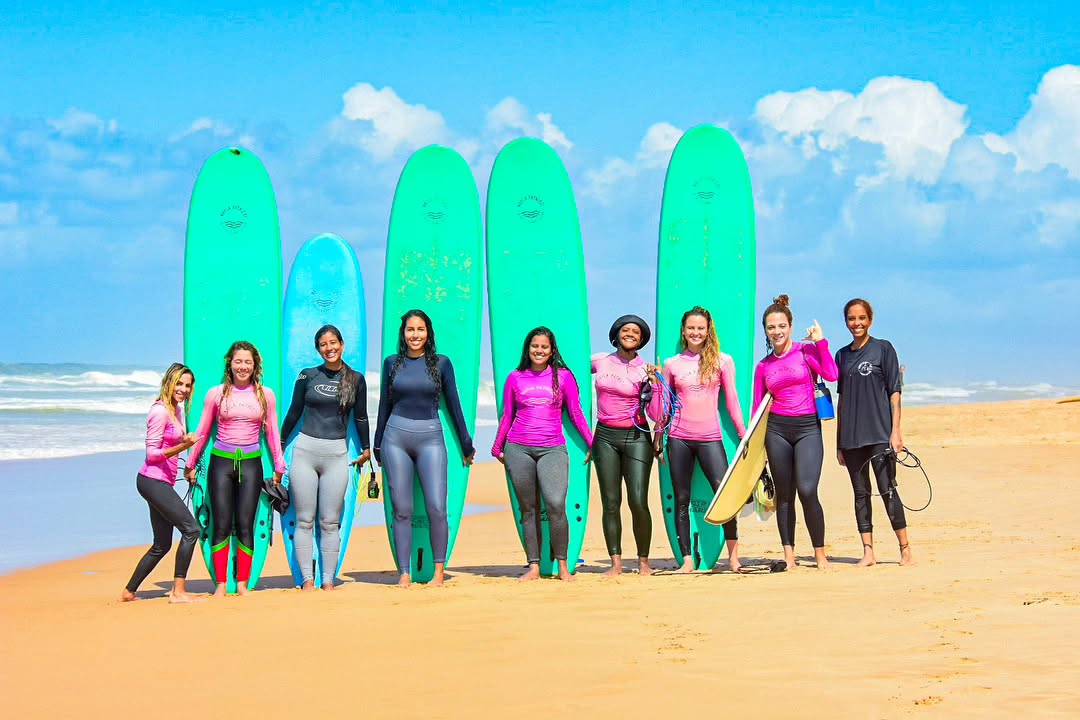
[{"x1": 1, "y1": 2, "x2": 1078, "y2": 384}]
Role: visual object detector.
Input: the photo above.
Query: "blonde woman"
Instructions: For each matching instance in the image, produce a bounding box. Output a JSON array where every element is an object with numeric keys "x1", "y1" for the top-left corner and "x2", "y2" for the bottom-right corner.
[
  {"x1": 656, "y1": 306, "x2": 747, "y2": 572},
  {"x1": 121, "y1": 363, "x2": 202, "y2": 603},
  {"x1": 186, "y1": 341, "x2": 286, "y2": 596}
]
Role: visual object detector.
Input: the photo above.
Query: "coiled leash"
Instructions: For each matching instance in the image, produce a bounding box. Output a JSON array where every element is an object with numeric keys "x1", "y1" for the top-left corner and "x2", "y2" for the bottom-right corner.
[{"x1": 860, "y1": 447, "x2": 933, "y2": 512}]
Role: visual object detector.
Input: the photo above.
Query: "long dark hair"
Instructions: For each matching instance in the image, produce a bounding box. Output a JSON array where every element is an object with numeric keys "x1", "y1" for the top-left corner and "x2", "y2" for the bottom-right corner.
[
  {"x1": 387, "y1": 309, "x2": 441, "y2": 411},
  {"x1": 516, "y1": 326, "x2": 571, "y2": 398},
  {"x1": 314, "y1": 324, "x2": 359, "y2": 419}
]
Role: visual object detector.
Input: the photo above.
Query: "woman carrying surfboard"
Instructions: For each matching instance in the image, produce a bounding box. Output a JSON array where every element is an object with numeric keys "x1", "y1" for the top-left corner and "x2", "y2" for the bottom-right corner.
[
  {"x1": 120, "y1": 363, "x2": 203, "y2": 603},
  {"x1": 280, "y1": 325, "x2": 371, "y2": 591},
  {"x1": 374, "y1": 310, "x2": 475, "y2": 588},
  {"x1": 591, "y1": 315, "x2": 663, "y2": 576},
  {"x1": 834, "y1": 298, "x2": 913, "y2": 566},
  {"x1": 753, "y1": 295, "x2": 838, "y2": 570},
  {"x1": 185, "y1": 341, "x2": 286, "y2": 597},
  {"x1": 656, "y1": 307, "x2": 748, "y2": 573},
  {"x1": 492, "y1": 327, "x2": 593, "y2": 582}
]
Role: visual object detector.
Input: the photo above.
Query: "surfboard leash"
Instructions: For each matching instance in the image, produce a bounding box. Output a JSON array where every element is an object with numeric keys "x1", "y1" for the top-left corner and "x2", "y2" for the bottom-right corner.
[{"x1": 860, "y1": 447, "x2": 933, "y2": 512}]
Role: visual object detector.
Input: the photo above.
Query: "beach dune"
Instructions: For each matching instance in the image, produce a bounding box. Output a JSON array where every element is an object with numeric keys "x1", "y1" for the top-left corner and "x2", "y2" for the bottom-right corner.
[{"x1": 1, "y1": 400, "x2": 1078, "y2": 718}]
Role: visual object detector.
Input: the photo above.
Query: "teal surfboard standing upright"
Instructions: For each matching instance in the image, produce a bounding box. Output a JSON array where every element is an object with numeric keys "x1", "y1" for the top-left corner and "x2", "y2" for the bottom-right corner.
[
  {"x1": 486, "y1": 138, "x2": 592, "y2": 577},
  {"x1": 281, "y1": 233, "x2": 367, "y2": 587},
  {"x1": 656, "y1": 125, "x2": 756, "y2": 570},
  {"x1": 184, "y1": 147, "x2": 283, "y2": 592},
  {"x1": 382, "y1": 145, "x2": 482, "y2": 583}
]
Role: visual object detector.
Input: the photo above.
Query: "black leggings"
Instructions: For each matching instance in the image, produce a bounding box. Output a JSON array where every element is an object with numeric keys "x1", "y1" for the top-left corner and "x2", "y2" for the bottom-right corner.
[
  {"x1": 765, "y1": 413, "x2": 826, "y2": 548},
  {"x1": 208, "y1": 453, "x2": 264, "y2": 551},
  {"x1": 593, "y1": 423, "x2": 654, "y2": 557},
  {"x1": 666, "y1": 436, "x2": 737, "y2": 559},
  {"x1": 125, "y1": 474, "x2": 200, "y2": 593},
  {"x1": 842, "y1": 444, "x2": 907, "y2": 533}
]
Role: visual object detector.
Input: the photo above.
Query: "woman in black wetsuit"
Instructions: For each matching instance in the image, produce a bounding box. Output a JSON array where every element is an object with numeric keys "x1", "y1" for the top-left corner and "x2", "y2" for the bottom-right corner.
[{"x1": 834, "y1": 298, "x2": 913, "y2": 566}]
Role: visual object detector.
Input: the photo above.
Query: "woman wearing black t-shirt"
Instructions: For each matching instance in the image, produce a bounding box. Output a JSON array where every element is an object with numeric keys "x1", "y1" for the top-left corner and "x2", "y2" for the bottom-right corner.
[{"x1": 835, "y1": 299, "x2": 913, "y2": 566}]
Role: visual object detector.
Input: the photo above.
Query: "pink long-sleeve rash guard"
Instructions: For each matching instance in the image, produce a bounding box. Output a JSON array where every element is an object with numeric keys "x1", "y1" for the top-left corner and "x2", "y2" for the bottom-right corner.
[
  {"x1": 188, "y1": 384, "x2": 287, "y2": 473},
  {"x1": 139, "y1": 400, "x2": 186, "y2": 484},
  {"x1": 591, "y1": 352, "x2": 661, "y2": 428},
  {"x1": 753, "y1": 339, "x2": 839, "y2": 416},
  {"x1": 491, "y1": 366, "x2": 593, "y2": 456},
  {"x1": 662, "y1": 351, "x2": 746, "y2": 441}
]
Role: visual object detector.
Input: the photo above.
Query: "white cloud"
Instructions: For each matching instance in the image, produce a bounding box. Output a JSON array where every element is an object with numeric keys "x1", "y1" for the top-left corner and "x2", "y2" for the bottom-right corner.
[
  {"x1": 486, "y1": 97, "x2": 573, "y2": 150},
  {"x1": 983, "y1": 64, "x2": 1080, "y2": 178},
  {"x1": 337, "y1": 83, "x2": 449, "y2": 160},
  {"x1": 47, "y1": 108, "x2": 118, "y2": 137},
  {"x1": 169, "y1": 117, "x2": 236, "y2": 143},
  {"x1": 583, "y1": 121, "x2": 683, "y2": 201},
  {"x1": 1036, "y1": 198, "x2": 1080, "y2": 247},
  {"x1": 755, "y1": 77, "x2": 968, "y2": 184}
]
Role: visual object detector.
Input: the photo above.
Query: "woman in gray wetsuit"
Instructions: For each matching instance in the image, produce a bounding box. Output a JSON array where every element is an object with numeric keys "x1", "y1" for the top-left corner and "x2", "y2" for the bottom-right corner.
[
  {"x1": 374, "y1": 309, "x2": 475, "y2": 588},
  {"x1": 280, "y1": 325, "x2": 371, "y2": 591}
]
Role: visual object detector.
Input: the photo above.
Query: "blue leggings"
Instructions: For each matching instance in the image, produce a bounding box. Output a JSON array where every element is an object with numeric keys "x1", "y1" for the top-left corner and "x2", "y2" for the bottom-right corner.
[{"x1": 381, "y1": 415, "x2": 449, "y2": 572}]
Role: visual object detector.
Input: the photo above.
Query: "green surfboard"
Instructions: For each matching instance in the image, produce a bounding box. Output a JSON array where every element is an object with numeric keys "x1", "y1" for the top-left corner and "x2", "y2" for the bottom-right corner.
[
  {"x1": 656, "y1": 125, "x2": 756, "y2": 570},
  {"x1": 184, "y1": 147, "x2": 283, "y2": 592},
  {"x1": 486, "y1": 138, "x2": 592, "y2": 576},
  {"x1": 382, "y1": 145, "x2": 482, "y2": 583}
]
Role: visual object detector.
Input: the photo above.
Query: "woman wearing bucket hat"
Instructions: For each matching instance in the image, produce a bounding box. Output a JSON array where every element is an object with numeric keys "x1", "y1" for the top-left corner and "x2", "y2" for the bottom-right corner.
[{"x1": 591, "y1": 315, "x2": 662, "y2": 576}]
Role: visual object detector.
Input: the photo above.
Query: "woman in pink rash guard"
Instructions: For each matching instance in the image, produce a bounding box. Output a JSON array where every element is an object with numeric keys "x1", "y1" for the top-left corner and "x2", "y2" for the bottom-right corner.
[
  {"x1": 185, "y1": 341, "x2": 286, "y2": 596},
  {"x1": 120, "y1": 363, "x2": 202, "y2": 603},
  {"x1": 492, "y1": 327, "x2": 593, "y2": 582},
  {"x1": 752, "y1": 294, "x2": 839, "y2": 570},
  {"x1": 656, "y1": 306, "x2": 748, "y2": 573}
]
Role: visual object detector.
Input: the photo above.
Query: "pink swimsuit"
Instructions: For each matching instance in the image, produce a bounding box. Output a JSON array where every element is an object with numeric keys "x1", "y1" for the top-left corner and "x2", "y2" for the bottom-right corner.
[
  {"x1": 139, "y1": 400, "x2": 186, "y2": 485},
  {"x1": 492, "y1": 367, "x2": 593, "y2": 455},
  {"x1": 591, "y1": 352, "x2": 661, "y2": 428},
  {"x1": 662, "y1": 351, "x2": 746, "y2": 441},
  {"x1": 188, "y1": 384, "x2": 286, "y2": 473},
  {"x1": 752, "y1": 340, "x2": 839, "y2": 416}
]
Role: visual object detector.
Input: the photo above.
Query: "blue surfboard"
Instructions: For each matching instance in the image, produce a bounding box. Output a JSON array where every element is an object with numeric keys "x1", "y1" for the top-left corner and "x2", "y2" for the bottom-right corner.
[{"x1": 281, "y1": 233, "x2": 368, "y2": 587}]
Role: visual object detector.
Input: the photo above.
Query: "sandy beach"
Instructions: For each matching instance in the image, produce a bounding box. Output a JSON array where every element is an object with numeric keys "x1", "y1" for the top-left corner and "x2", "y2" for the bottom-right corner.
[{"x1": 2, "y1": 399, "x2": 1078, "y2": 718}]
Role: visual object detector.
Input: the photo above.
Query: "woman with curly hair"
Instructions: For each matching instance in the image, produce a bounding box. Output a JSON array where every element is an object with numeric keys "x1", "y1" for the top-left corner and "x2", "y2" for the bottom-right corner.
[
  {"x1": 186, "y1": 341, "x2": 286, "y2": 596},
  {"x1": 374, "y1": 309, "x2": 475, "y2": 588}
]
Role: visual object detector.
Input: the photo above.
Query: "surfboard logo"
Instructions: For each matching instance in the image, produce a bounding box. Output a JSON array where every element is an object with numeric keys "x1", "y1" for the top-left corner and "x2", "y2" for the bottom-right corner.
[
  {"x1": 516, "y1": 195, "x2": 544, "y2": 223},
  {"x1": 310, "y1": 289, "x2": 340, "y2": 311},
  {"x1": 422, "y1": 197, "x2": 448, "y2": 224},
  {"x1": 692, "y1": 177, "x2": 721, "y2": 205},
  {"x1": 219, "y1": 205, "x2": 249, "y2": 233}
]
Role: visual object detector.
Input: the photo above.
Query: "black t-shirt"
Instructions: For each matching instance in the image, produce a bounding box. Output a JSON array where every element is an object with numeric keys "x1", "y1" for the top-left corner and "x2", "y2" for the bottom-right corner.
[
  {"x1": 280, "y1": 364, "x2": 370, "y2": 448},
  {"x1": 373, "y1": 354, "x2": 474, "y2": 458},
  {"x1": 835, "y1": 338, "x2": 901, "y2": 449}
]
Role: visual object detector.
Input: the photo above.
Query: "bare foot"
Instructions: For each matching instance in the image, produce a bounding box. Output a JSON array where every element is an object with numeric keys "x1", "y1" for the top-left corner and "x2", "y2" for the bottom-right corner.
[
  {"x1": 602, "y1": 556, "x2": 623, "y2": 577},
  {"x1": 783, "y1": 547, "x2": 797, "y2": 570},
  {"x1": 301, "y1": 580, "x2": 316, "y2": 592},
  {"x1": 856, "y1": 544, "x2": 876, "y2": 567},
  {"x1": 236, "y1": 582, "x2": 250, "y2": 596},
  {"x1": 729, "y1": 555, "x2": 743, "y2": 573},
  {"x1": 518, "y1": 564, "x2": 541, "y2": 582},
  {"x1": 431, "y1": 566, "x2": 445, "y2": 587},
  {"x1": 396, "y1": 574, "x2": 412, "y2": 588},
  {"x1": 119, "y1": 590, "x2": 139, "y2": 602},
  {"x1": 637, "y1": 558, "x2": 654, "y2": 576},
  {"x1": 321, "y1": 583, "x2": 335, "y2": 591},
  {"x1": 556, "y1": 561, "x2": 575, "y2": 582},
  {"x1": 813, "y1": 550, "x2": 830, "y2": 570},
  {"x1": 213, "y1": 583, "x2": 228, "y2": 598},
  {"x1": 168, "y1": 592, "x2": 204, "y2": 604},
  {"x1": 899, "y1": 543, "x2": 914, "y2": 566},
  {"x1": 674, "y1": 557, "x2": 695, "y2": 574}
]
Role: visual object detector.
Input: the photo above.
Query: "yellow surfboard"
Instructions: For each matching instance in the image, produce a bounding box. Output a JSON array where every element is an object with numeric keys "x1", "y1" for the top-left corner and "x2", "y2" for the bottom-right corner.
[{"x1": 705, "y1": 394, "x2": 773, "y2": 525}]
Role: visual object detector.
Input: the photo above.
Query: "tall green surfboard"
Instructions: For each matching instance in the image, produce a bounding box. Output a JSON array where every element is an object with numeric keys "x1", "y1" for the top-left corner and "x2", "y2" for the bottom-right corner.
[
  {"x1": 487, "y1": 138, "x2": 592, "y2": 576},
  {"x1": 382, "y1": 145, "x2": 482, "y2": 583},
  {"x1": 656, "y1": 125, "x2": 755, "y2": 570},
  {"x1": 184, "y1": 147, "x2": 283, "y2": 592}
]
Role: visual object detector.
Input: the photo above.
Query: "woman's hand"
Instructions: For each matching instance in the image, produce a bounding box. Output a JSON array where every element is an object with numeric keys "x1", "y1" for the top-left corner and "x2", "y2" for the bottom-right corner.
[
  {"x1": 350, "y1": 449, "x2": 372, "y2": 467},
  {"x1": 184, "y1": 467, "x2": 197, "y2": 483},
  {"x1": 496, "y1": 452, "x2": 505, "y2": 465},
  {"x1": 272, "y1": 471, "x2": 283, "y2": 486},
  {"x1": 645, "y1": 363, "x2": 660, "y2": 382},
  {"x1": 889, "y1": 430, "x2": 904, "y2": 455},
  {"x1": 583, "y1": 451, "x2": 592, "y2": 465},
  {"x1": 837, "y1": 449, "x2": 846, "y2": 467},
  {"x1": 806, "y1": 320, "x2": 824, "y2": 342},
  {"x1": 181, "y1": 432, "x2": 199, "y2": 448},
  {"x1": 653, "y1": 437, "x2": 665, "y2": 465},
  {"x1": 463, "y1": 451, "x2": 475, "y2": 467}
]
